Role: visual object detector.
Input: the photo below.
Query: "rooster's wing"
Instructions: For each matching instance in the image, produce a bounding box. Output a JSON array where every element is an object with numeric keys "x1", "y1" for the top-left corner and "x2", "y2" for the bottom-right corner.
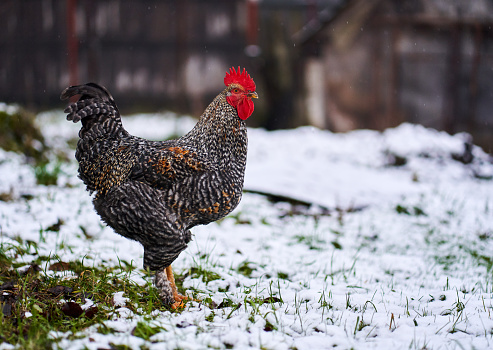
[{"x1": 129, "y1": 144, "x2": 213, "y2": 191}]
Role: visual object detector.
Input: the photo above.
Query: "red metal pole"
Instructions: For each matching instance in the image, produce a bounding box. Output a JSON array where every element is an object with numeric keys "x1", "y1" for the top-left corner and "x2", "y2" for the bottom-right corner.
[
  {"x1": 67, "y1": 0, "x2": 78, "y2": 86},
  {"x1": 246, "y1": 0, "x2": 258, "y2": 46}
]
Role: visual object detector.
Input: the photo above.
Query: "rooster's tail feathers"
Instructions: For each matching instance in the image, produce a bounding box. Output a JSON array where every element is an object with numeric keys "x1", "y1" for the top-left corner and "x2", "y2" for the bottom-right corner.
[
  {"x1": 61, "y1": 83, "x2": 119, "y2": 123},
  {"x1": 61, "y1": 82, "x2": 114, "y2": 102}
]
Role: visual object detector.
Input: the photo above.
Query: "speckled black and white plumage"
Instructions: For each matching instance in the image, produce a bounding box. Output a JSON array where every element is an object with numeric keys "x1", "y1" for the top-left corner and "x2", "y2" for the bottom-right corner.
[{"x1": 61, "y1": 82, "x2": 249, "y2": 304}]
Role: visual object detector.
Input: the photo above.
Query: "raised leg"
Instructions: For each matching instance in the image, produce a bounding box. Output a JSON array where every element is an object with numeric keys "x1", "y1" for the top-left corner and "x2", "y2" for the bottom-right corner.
[{"x1": 165, "y1": 265, "x2": 188, "y2": 308}]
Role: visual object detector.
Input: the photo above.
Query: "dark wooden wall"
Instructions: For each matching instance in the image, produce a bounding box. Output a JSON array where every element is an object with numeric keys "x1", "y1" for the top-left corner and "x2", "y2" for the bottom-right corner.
[
  {"x1": 0, "y1": 0, "x2": 252, "y2": 113},
  {"x1": 299, "y1": 0, "x2": 493, "y2": 151}
]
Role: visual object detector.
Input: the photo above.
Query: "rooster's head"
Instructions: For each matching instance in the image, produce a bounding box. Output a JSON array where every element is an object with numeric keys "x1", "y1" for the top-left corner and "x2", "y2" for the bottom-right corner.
[{"x1": 224, "y1": 67, "x2": 258, "y2": 120}]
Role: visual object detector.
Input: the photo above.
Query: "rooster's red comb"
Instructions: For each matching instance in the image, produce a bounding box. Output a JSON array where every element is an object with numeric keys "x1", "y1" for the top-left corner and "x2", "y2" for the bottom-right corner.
[{"x1": 224, "y1": 66, "x2": 256, "y2": 92}]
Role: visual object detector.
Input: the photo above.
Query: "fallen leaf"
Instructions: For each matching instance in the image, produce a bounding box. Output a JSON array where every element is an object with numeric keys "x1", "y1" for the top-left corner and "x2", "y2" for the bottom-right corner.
[
  {"x1": 49, "y1": 262, "x2": 71, "y2": 271},
  {"x1": 47, "y1": 285, "x2": 74, "y2": 296},
  {"x1": 84, "y1": 305, "x2": 99, "y2": 319},
  {"x1": 61, "y1": 301, "x2": 83, "y2": 318}
]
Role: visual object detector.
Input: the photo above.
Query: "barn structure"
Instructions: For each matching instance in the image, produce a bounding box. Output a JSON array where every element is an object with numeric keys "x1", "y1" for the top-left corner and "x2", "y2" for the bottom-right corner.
[
  {"x1": 0, "y1": 0, "x2": 258, "y2": 115},
  {"x1": 296, "y1": 0, "x2": 493, "y2": 151},
  {"x1": 0, "y1": 0, "x2": 492, "y2": 151}
]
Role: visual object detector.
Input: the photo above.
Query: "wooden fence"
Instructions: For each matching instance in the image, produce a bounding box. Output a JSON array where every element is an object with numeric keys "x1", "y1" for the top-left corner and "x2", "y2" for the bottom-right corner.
[{"x1": 0, "y1": 0, "x2": 252, "y2": 114}]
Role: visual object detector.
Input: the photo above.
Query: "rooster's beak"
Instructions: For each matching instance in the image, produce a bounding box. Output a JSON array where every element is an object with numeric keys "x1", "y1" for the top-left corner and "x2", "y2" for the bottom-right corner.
[{"x1": 248, "y1": 92, "x2": 258, "y2": 99}]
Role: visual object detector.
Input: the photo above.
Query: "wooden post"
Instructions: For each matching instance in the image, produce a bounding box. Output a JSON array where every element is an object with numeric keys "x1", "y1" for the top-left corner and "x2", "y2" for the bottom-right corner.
[
  {"x1": 175, "y1": 0, "x2": 188, "y2": 109},
  {"x1": 85, "y1": 0, "x2": 98, "y2": 82},
  {"x1": 388, "y1": 24, "x2": 400, "y2": 127},
  {"x1": 67, "y1": 0, "x2": 79, "y2": 86},
  {"x1": 468, "y1": 24, "x2": 482, "y2": 133},
  {"x1": 442, "y1": 24, "x2": 461, "y2": 134},
  {"x1": 246, "y1": 0, "x2": 258, "y2": 46},
  {"x1": 371, "y1": 25, "x2": 382, "y2": 129}
]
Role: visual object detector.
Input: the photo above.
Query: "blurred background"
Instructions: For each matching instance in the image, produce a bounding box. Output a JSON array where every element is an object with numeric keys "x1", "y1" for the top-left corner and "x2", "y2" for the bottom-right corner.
[{"x1": 1, "y1": 0, "x2": 492, "y2": 151}]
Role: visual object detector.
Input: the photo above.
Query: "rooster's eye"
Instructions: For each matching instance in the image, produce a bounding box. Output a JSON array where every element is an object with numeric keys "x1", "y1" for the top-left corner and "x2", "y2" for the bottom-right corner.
[{"x1": 232, "y1": 88, "x2": 240, "y2": 93}]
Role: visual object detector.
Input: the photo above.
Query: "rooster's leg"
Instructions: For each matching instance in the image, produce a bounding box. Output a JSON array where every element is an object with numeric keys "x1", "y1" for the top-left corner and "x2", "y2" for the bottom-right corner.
[
  {"x1": 154, "y1": 269, "x2": 174, "y2": 306},
  {"x1": 165, "y1": 265, "x2": 188, "y2": 308}
]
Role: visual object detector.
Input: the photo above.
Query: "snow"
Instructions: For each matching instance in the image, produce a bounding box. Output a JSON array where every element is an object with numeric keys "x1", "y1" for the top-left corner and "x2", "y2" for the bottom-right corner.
[
  {"x1": 113, "y1": 292, "x2": 130, "y2": 308},
  {"x1": 1, "y1": 111, "x2": 493, "y2": 349}
]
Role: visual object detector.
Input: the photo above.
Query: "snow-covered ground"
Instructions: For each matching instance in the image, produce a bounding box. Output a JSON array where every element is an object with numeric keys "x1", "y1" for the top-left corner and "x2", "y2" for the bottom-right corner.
[{"x1": 1, "y1": 110, "x2": 493, "y2": 349}]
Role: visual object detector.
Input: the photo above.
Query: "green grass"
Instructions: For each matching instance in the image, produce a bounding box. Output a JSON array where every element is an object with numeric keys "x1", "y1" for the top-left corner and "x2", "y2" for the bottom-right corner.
[
  {"x1": 181, "y1": 266, "x2": 222, "y2": 284},
  {"x1": 0, "y1": 240, "x2": 181, "y2": 349},
  {"x1": 0, "y1": 107, "x2": 48, "y2": 163},
  {"x1": 34, "y1": 159, "x2": 64, "y2": 186},
  {"x1": 132, "y1": 321, "x2": 166, "y2": 340},
  {"x1": 1, "y1": 146, "x2": 492, "y2": 348}
]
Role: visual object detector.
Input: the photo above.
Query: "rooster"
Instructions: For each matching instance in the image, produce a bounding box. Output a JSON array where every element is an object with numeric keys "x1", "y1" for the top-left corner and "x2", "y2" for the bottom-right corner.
[{"x1": 61, "y1": 67, "x2": 257, "y2": 308}]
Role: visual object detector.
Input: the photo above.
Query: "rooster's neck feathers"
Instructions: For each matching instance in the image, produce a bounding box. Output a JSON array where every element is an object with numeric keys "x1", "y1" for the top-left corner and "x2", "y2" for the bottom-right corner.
[{"x1": 179, "y1": 91, "x2": 248, "y2": 167}]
